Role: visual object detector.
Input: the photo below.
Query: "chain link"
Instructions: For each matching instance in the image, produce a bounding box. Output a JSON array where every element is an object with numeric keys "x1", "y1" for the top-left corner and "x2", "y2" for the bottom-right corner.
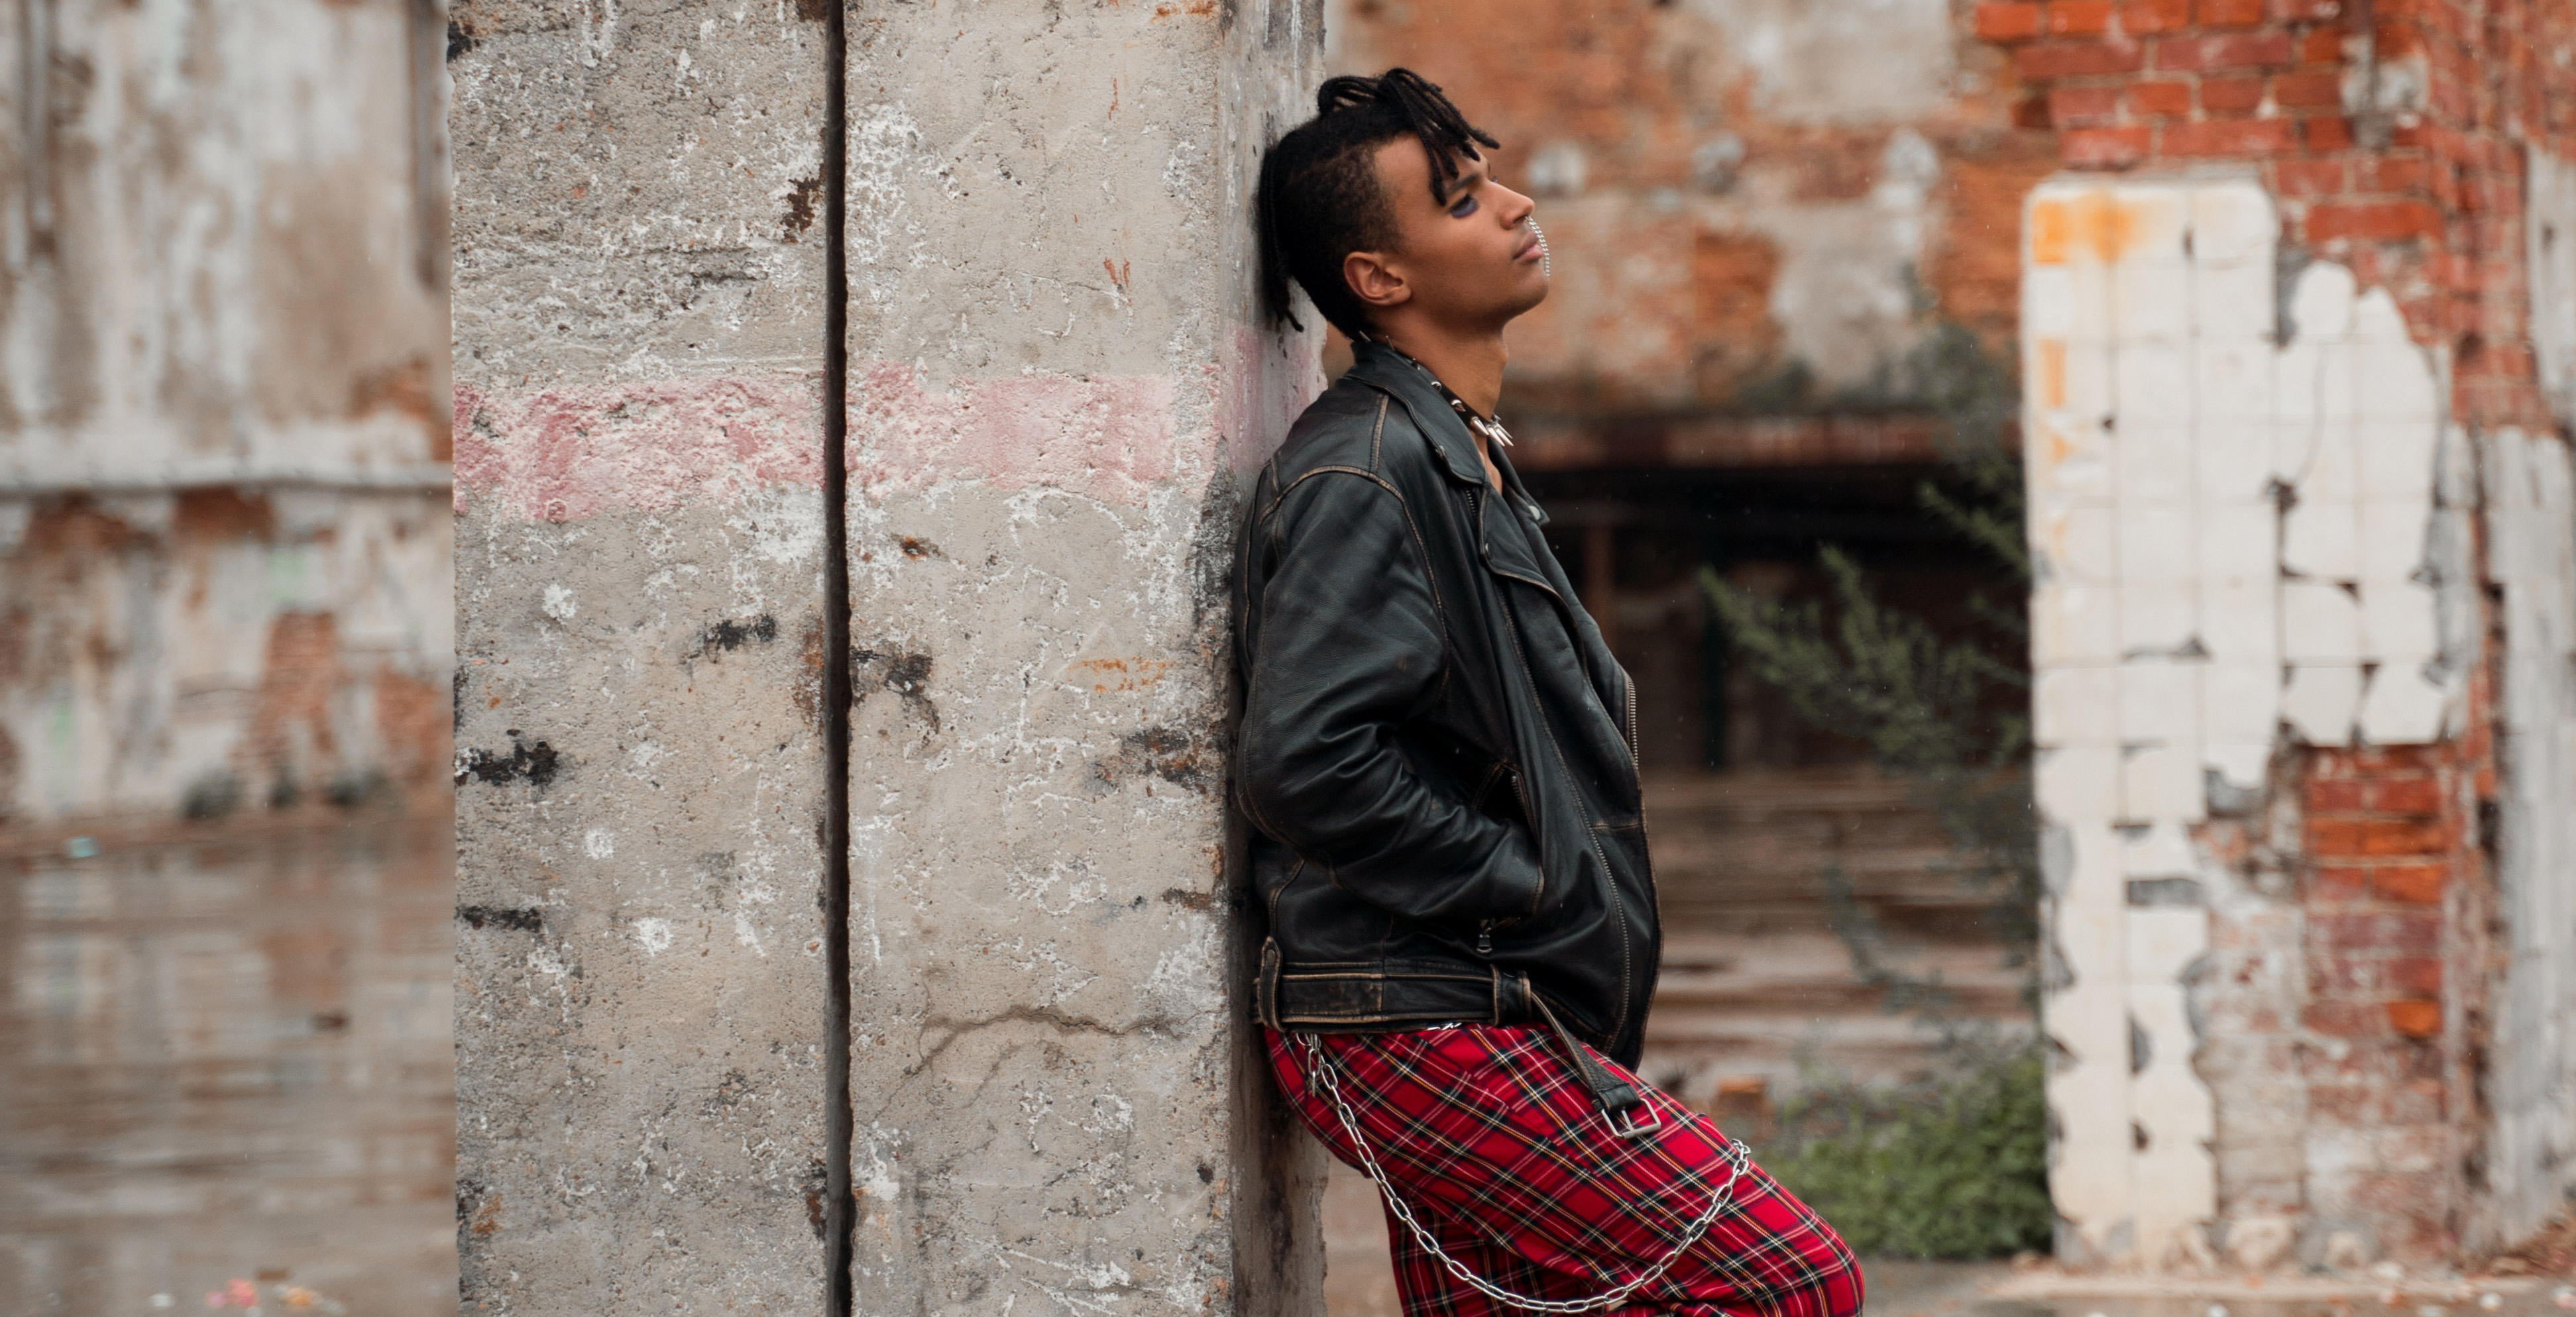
[{"x1": 1299, "y1": 1033, "x2": 1752, "y2": 1314}]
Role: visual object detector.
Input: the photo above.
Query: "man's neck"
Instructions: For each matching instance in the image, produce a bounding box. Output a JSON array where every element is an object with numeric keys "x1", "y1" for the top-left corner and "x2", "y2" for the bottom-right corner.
[{"x1": 1376, "y1": 321, "x2": 1508, "y2": 418}]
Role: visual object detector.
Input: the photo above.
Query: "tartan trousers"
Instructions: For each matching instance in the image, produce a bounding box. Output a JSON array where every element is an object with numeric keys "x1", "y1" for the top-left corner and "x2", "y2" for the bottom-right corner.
[{"x1": 1267, "y1": 1025, "x2": 1864, "y2": 1317}]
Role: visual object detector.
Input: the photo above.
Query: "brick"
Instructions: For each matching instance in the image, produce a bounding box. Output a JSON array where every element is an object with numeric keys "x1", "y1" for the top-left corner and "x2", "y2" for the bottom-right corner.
[
  {"x1": 2306, "y1": 778, "x2": 2367, "y2": 812},
  {"x1": 2019, "y1": 39, "x2": 2149, "y2": 78},
  {"x1": 2372, "y1": 862, "x2": 2449, "y2": 904},
  {"x1": 2306, "y1": 115, "x2": 2358, "y2": 150},
  {"x1": 2273, "y1": 70, "x2": 2344, "y2": 108},
  {"x1": 2156, "y1": 32, "x2": 2297, "y2": 70},
  {"x1": 2314, "y1": 1082, "x2": 2400, "y2": 1122},
  {"x1": 2274, "y1": 0, "x2": 2343, "y2": 16},
  {"x1": 2307, "y1": 198, "x2": 2443, "y2": 241},
  {"x1": 2364, "y1": 778, "x2": 2443, "y2": 814},
  {"x1": 2312, "y1": 864, "x2": 2369, "y2": 903},
  {"x1": 2201, "y1": 76, "x2": 2267, "y2": 111},
  {"x1": 2304, "y1": 999, "x2": 2385, "y2": 1036},
  {"x1": 2050, "y1": 0, "x2": 2115, "y2": 34},
  {"x1": 2388, "y1": 1078, "x2": 2446, "y2": 1124},
  {"x1": 2354, "y1": 155, "x2": 2432, "y2": 192},
  {"x1": 2050, "y1": 84, "x2": 2124, "y2": 125},
  {"x1": 2312, "y1": 955, "x2": 2380, "y2": 993},
  {"x1": 2316, "y1": 911, "x2": 2442, "y2": 953},
  {"x1": 2198, "y1": 0, "x2": 2266, "y2": 25},
  {"x1": 2363, "y1": 816, "x2": 2451, "y2": 854},
  {"x1": 2121, "y1": 0, "x2": 2193, "y2": 30},
  {"x1": 2163, "y1": 117, "x2": 2301, "y2": 154},
  {"x1": 1976, "y1": 1, "x2": 2046, "y2": 40},
  {"x1": 2309, "y1": 1083, "x2": 2380, "y2": 1122},
  {"x1": 2300, "y1": 27, "x2": 2347, "y2": 62},
  {"x1": 2127, "y1": 79, "x2": 2195, "y2": 117},
  {"x1": 2386, "y1": 956, "x2": 2443, "y2": 996},
  {"x1": 2386, "y1": 999, "x2": 2442, "y2": 1037},
  {"x1": 2308, "y1": 819, "x2": 2371, "y2": 857},
  {"x1": 2064, "y1": 126, "x2": 2153, "y2": 168},
  {"x1": 2275, "y1": 158, "x2": 2349, "y2": 196}
]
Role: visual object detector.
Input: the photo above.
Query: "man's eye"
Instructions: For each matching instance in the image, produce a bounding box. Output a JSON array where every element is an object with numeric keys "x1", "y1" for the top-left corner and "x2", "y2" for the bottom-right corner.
[{"x1": 1449, "y1": 195, "x2": 1479, "y2": 218}]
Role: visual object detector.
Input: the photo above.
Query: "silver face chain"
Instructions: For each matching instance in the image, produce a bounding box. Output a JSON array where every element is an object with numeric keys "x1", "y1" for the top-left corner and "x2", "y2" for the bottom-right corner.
[
  {"x1": 1298, "y1": 1032, "x2": 1752, "y2": 1314},
  {"x1": 1528, "y1": 216, "x2": 1551, "y2": 280}
]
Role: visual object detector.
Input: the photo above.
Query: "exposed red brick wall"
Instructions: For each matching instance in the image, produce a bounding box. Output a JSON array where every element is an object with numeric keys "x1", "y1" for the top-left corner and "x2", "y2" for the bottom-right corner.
[
  {"x1": 1333, "y1": 0, "x2": 2058, "y2": 410},
  {"x1": 1976, "y1": 0, "x2": 2576, "y2": 433},
  {"x1": 2297, "y1": 729, "x2": 2491, "y2": 1257},
  {"x1": 1974, "y1": 0, "x2": 2575, "y2": 1263}
]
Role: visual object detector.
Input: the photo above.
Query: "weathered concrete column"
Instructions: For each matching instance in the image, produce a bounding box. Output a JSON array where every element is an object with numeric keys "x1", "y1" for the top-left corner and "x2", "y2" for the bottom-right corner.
[
  {"x1": 448, "y1": 0, "x2": 833, "y2": 1307},
  {"x1": 832, "y1": 3, "x2": 1325, "y2": 1310},
  {"x1": 453, "y1": 0, "x2": 1327, "y2": 1309}
]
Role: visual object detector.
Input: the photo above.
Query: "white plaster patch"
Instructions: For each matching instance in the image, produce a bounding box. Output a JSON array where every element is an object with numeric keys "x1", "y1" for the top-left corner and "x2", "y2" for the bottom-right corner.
[
  {"x1": 2477, "y1": 427, "x2": 2576, "y2": 1241},
  {"x1": 2023, "y1": 176, "x2": 2454, "y2": 1267},
  {"x1": 634, "y1": 917, "x2": 675, "y2": 955},
  {"x1": 583, "y1": 828, "x2": 616, "y2": 859},
  {"x1": 728, "y1": 486, "x2": 824, "y2": 566},
  {"x1": 2529, "y1": 153, "x2": 2576, "y2": 429},
  {"x1": 543, "y1": 583, "x2": 578, "y2": 623}
]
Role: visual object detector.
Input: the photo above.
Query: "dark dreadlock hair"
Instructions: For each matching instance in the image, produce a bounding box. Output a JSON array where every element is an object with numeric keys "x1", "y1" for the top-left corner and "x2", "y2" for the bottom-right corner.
[{"x1": 1255, "y1": 69, "x2": 1500, "y2": 338}]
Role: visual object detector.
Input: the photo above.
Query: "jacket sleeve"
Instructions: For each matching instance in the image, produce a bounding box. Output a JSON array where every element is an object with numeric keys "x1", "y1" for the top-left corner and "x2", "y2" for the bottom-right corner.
[{"x1": 1236, "y1": 469, "x2": 1547, "y2": 927}]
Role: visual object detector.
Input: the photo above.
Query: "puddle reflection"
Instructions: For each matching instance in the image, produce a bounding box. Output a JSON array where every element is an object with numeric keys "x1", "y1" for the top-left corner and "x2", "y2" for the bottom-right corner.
[{"x1": 0, "y1": 819, "x2": 456, "y2": 1314}]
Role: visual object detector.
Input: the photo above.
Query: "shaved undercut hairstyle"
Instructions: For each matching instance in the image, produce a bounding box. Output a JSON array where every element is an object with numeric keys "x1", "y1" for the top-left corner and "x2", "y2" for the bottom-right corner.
[{"x1": 1255, "y1": 68, "x2": 1500, "y2": 338}]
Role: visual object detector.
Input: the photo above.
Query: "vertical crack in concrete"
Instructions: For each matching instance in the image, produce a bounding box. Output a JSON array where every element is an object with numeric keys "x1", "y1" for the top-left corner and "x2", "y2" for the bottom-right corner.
[{"x1": 820, "y1": 0, "x2": 855, "y2": 1310}]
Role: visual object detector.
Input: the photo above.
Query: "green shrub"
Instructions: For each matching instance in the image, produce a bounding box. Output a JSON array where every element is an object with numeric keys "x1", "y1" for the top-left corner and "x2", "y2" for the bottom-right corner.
[{"x1": 1759, "y1": 1041, "x2": 2053, "y2": 1260}]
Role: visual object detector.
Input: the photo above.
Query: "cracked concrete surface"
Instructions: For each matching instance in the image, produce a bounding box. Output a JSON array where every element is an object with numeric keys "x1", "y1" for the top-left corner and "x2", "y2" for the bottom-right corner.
[
  {"x1": 833, "y1": 3, "x2": 1327, "y2": 1311},
  {"x1": 455, "y1": 0, "x2": 1329, "y2": 1309},
  {"x1": 449, "y1": 0, "x2": 831, "y2": 1307}
]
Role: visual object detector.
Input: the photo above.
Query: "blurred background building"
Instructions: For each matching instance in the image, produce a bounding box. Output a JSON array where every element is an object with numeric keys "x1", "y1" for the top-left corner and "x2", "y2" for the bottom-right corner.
[
  {"x1": 0, "y1": 0, "x2": 457, "y2": 1311},
  {"x1": 1319, "y1": 0, "x2": 2576, "y2": 1306}
]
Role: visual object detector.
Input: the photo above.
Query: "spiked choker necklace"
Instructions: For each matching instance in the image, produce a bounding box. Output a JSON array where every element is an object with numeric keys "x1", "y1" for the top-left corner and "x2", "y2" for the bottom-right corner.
[{"x1": 1369, "y1": 341, "x2": 1515, "y2": 449}]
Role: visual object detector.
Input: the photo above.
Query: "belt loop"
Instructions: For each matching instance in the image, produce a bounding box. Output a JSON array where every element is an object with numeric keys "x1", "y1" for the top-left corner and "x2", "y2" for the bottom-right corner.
[{"x1": 1257, "y1": 937, "x2": 1282, "y2": 1031}]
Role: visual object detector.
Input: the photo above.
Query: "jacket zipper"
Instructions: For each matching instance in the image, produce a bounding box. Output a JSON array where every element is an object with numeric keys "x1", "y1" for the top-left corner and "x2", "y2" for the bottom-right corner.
[
  {"x1": 1492, "y1": 578, "x2": 1634, "y2": 1043},
  {"x1": 1622, "y1": 666, "x2": 1640, "y2": 776}
]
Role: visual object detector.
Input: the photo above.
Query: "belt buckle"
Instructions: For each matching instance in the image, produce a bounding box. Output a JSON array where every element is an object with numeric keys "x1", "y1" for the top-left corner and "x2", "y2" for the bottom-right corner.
[{"x1": 1608, "y1": 1102, "x2": 1663, "y2": 1139}]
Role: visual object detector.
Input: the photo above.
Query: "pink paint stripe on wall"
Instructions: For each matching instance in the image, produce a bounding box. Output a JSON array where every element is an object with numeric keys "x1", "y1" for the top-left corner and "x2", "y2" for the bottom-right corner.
[
  {"x1": 850, "y1": 364, "x2": 1179, "y2": 508},
  {"x1": 455, "y1": 366, "x2": 1190, "y2": 519},
  {"x1": 453, "y1": 376, "x2": 826, "y2": 521}
]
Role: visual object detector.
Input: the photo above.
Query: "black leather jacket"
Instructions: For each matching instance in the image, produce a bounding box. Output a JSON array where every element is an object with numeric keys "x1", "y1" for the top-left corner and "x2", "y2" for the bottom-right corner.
[{"x1": 1233, "y1": 342, "x2": 1660, "y2": 1068}]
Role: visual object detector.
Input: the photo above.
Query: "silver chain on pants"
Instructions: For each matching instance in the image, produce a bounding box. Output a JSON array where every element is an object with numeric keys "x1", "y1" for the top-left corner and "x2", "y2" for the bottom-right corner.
[{"x1": 1298, "y1": 1032, "x2": 1752, "y2": 1314}]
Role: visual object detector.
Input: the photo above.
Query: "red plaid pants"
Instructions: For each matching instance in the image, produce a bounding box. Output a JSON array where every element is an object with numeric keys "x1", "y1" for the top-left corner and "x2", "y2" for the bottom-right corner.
[{"x1": 1268, "y1": 1025, "x2": 1864, "y2": 1317}]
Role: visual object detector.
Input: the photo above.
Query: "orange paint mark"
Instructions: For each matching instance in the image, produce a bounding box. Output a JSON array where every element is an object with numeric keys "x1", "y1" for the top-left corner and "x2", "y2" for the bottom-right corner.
[
  {"x1": 2038, "y1": 421, "x2": 2077, "y2": 474},
  {"x1": 2036, "y1": 339, "x2": 2068, "y2": 409},
  {"x1": 1067, "y1": 657, "x2": 1171, "y2": 692},
  {"x1": 2031, "y1": 190, "x2": 2136, "y2": 265},
  {"x1": 2029, "y1": 199, "x2": 2070, "y2": 266}
]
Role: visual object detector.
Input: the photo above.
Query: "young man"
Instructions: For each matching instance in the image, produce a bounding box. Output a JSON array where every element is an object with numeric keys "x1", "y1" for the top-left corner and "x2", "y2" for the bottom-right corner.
[{"x1": 1235, "y1": 71, "x2": 1865, "y2": 1316}]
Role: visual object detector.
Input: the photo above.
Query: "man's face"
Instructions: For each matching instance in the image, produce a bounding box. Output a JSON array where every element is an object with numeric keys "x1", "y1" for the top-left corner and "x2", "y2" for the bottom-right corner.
[{"x1": 1358, "y1": 137, "x2": 1547, "y2": 329}]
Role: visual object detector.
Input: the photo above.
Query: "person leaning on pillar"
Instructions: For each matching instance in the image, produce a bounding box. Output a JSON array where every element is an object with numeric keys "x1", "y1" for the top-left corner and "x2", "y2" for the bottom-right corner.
[{"x1": 1233, "y1": 68, "x2": 1868, "y2": 1317}]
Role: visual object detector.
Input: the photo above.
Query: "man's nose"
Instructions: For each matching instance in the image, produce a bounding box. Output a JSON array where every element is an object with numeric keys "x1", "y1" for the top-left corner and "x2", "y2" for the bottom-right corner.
[{"x1": 1496, "y1": 185, "x2": 1535, "y2": 228}]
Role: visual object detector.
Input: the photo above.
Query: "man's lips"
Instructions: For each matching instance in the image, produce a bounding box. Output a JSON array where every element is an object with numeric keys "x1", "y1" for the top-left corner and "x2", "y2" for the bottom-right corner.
[{"x1": 1514, "y1": 233, "x2": 1541, "y2": 262}]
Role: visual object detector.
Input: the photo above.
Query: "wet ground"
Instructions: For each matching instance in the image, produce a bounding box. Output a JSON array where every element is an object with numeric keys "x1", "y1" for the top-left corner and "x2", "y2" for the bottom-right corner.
[
  {"x1": 1323, "y1": 1159, "x2": 2576, "y2": 1317},
  {"x1": 0, "y1": 816, "x2": 457, "y2": 1316}
]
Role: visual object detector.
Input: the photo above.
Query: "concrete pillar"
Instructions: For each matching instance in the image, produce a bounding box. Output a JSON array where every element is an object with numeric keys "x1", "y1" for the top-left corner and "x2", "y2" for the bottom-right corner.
[
  {"x1": 832, "y1": 5, "x2": 1322, "y2": 1309},
  {"x1": 0, "y1": 0, "x2": 453, "y2": 823},
  {"x1": 451, "y1": 0, "x2": 1327, "y2": 1308},
  {"x1": 447, "y1": 0, "x2": 834, "y2": 1306}
]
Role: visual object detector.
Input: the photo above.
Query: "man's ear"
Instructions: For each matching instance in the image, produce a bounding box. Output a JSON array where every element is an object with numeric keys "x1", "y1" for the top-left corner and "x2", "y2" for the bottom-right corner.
[{"x1": 1342, "y1": 249, "x2": 1411, "y2": 311}]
